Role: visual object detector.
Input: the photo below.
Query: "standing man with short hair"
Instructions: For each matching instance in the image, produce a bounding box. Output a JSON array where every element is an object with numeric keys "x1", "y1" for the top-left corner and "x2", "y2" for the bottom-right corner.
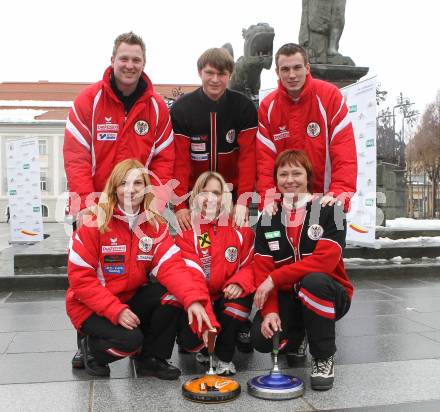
[
  {"x1": 171, "y1": 48, "x2": 257, "y2": 230},
  {"x1": 256, "y1": 43, "x2": 357, "y2": 210},
  {"x1": 64, "y1": 31, "x2": 174, "y2": 227},
  {"x1": 64, "y1": 32, "x2": 174, "y2": 370}
]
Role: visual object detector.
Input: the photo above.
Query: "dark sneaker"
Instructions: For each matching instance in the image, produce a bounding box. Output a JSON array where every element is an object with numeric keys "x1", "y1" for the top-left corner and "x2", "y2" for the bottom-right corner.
[
  {"x1": 80, "y1": 337, "x2": 110, "y2": 377},
  {"x1": 310, "y1": 355, "x2": 334, "y2": 391},
  {"x1": 236, "y1": 322, "x2": 253, "y2": 353},
  {"x1": 286, "y1": 336, "x2": 308, "y2": 366},
  {"x1": 71, "y1": 348, "x2": 85, "y2": 369},
  {"x1": 137, "y1": 356, "x2": 181, "y2": 380}
]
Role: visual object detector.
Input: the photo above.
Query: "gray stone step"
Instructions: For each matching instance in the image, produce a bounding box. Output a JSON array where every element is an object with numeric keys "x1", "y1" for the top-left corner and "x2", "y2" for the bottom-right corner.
[
  {"x1": 345, "y1": 245, "x2": 440, "y2": 260},
  {"x1": 375, "y1": 228, "x2": 440, "y2": 239},
  {"x1": 3, "y1": 260, "x2": 440, "y2": 291}
]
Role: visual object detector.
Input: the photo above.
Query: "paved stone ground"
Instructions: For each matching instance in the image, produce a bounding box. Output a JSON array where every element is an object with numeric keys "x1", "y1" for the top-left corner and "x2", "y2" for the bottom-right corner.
[
  {"x1": 2, "y1": 276, "x2": 440, "y2": 411},
  {"x1": 2, "y1": 222, "x2": 440, "y2": 410}
]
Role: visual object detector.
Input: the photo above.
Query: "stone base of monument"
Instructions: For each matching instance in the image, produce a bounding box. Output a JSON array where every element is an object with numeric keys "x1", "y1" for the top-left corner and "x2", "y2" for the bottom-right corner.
[{"x1": 310, "y1": 64, "x2": 369, "y2": 89}]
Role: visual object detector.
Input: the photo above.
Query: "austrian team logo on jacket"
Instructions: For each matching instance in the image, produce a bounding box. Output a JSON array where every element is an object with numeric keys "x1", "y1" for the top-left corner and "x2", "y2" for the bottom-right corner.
[
  {"x1": 139, "y1": 236, "x2": 153, "y2": 252},
  {"x1": 134, "y1": 120, "x2": 149, "y2": 136},
  {"x1": 306, "y1": 122, "x2": 321, "y2": 138},
  {"x1": 225, "y1": 246, "x2": 238, "y2": 263},
  {"x1": 307, "y1": 224, "x2": 324, "y2": 240},
  {"x1": 225, "y1": 129, "x2": 236, "y2": 144}
]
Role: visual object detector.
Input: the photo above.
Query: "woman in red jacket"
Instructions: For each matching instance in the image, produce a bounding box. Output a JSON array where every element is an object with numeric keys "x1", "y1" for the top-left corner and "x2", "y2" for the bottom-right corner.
[
  {"x1": 176, "y1": 171, "x2": 255, "y2": 376},
  {"x1": 252, "y1": 150, "x2": 353, "y2": 391},
  {"x1": 66, "y1": 159, "x2": 215, "y2": 379}
]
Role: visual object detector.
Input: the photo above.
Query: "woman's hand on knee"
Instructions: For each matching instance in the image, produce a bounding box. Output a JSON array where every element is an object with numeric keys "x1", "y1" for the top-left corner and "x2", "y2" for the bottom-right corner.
[
  {"x1": 261, "y1": 312, "x2": 282, "y2": 339},
  {"x1": 118, "y1": 308, "x2": 140, "y2": 330},
  {"x1": 223, "y1": 283, "x2": 243, "y2": 299},
  {"x1": 254, "y1": 276, "x2": 275, "y2": 310}
]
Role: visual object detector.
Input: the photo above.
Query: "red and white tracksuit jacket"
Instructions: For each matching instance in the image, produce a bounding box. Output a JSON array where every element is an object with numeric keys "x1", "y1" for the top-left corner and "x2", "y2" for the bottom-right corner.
[
  {"x1": 175, "y1": 219, "x2": 255, "y2": 321},
  {"x1": 254, "y1": 200, "x2": 353, "y2": 318},
  {"x1": 256, "y1": 74, "x2": 357, "y2": 209},
  {"x1": 63, "y1": 67, "x2": 174, "y2": 212},
  {"x1": 66, "y1": 209, "x2": 217, "y2": 334}
]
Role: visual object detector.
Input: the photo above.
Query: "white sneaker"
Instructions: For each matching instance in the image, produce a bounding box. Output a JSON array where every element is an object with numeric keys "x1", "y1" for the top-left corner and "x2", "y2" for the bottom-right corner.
[
  {"x1": 195, "y1": 352, "x2": 217, "y2": 366},
  {"x1": 215, "y1": 360, "x2": 236, "y2": 376},
  {"x1": 310, "y1": 355, "x2": 334, "y2": 391}
]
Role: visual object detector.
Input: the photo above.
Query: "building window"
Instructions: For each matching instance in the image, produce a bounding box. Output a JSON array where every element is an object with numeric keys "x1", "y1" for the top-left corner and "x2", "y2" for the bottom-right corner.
[
  {"x1": 42, "y1": 205, "x2": 49, "y2": 218},
  {"x1": 39, "y1": 139, "x2": 48, "y2": 156},
  {"x1": 40, "y1": 170, "x2": 48, "y2": 191}
]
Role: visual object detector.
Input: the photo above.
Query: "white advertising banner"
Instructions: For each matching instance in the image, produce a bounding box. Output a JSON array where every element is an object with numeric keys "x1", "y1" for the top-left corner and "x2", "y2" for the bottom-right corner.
[
  {"x1": 341, "y1": 77, "x2": 377, "y2": 246},
  {"x1": 6, "y1": 137, "x2": 44, "y2": 242}
]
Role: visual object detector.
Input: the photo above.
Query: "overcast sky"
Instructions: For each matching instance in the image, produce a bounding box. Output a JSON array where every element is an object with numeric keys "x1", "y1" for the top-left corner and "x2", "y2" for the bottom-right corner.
[{"x1": 1, "y1": 0, "x2": 439, "y2": 116}]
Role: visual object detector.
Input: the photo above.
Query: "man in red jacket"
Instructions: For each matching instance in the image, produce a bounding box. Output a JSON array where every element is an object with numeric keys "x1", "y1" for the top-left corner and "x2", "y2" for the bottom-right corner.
[
  {"x1": 64, "y1": 32, "x2": 174, "y2": 368},
  {"x1": 63, "y1": 32, "x2": 174, "y2": 228},
  {"x1": 257, "y1": 43, "x2": 357, "y2": 211}
]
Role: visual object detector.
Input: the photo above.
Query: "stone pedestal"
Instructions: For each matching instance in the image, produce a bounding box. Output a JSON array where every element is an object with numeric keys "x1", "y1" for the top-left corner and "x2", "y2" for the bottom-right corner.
[
  {"x1": 310, "y1": 64, "x2": 369, "y2": 88},
  {"x1": 377, "y1": 161, "x2": 407, "y2": 222}
]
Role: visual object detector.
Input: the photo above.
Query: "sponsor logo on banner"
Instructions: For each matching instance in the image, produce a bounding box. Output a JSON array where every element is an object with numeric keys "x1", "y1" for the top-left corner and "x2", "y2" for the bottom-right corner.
[
  {"x1": 273, "y1": 126, "x2": 290, "y2": 141},
  {"x1": 191, "y1": 142, "x2": 206, "y2": 152},
  {"x1": 349, "y1": 105, "x2": 357, "y2": 113},
  {"x1": 268, "y1": 240, "x2": 280, "y2": 251},
  {"x1": 137, "y1": 254, "x2": 153, "y2": 261},
  {"x1": 102, "y1": 245, "x2": 126, "y2": 253},
  {"x1": 97, "y1": 123, "x2": 119, "y2": 132},
  {"x1": 307, "y1": 122, "x2": 321, "y2": 138},
  {"x1": 134, "y1": 120, "x2": 149, "y2": 135},
  {"x1": 307, "y1": 224, "x2": 324, "y2": 240},
  {"x1": 103, "y1": 264, "x2": 125, "y2": 275},
  {"x1": 191, "y1": 153, "x2": 209, "y2": 161},
  {"x1": 264, "y1": 230, "x2": 281, "y2": 239},
  {"x1": 225, "y1": 129, "x2": 236, "y2": 144},
  {"x1": 139, "y1": 236, "x2": 153, "y2": 253},
  {"x1": 97, "y1": 133, "x2": 117, "y2": 141},
  {"x1": 225, "y1": 246, "x2": 238, "y2": 263}
]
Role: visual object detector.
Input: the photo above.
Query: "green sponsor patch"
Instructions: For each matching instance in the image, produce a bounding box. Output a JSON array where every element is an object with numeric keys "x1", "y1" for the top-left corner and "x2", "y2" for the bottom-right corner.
[
  {"x1": 349, "y1": 105, "x2": 357, "y2": 113},
  {"x1": 9, "y1": 190, "x2": 17, "y2": 195},
  {"x1": 264, "y1": 231, "x2": 281, "y2": 240},
  {"x1": 33, "y1": 206, "x2": 40, "y2": 212},
  {"x1": 23, "y1": 163, "x2": 30, "y2": 169},
  {"x1": 365, "y1": 198, "x2": 374, "y2": 206},
  {"x1": 366, "y1": 139, "x2": 375, "y2": 147}
]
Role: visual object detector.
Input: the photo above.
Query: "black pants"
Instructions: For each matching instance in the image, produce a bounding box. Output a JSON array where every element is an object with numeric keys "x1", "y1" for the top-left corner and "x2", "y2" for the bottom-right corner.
[
  {"x1": 81, "y1": 283, "x2": 182, "y2": 365},
  {"x1": 179, "y1": 294, "x2": 253, "y2": 362},
  {"x1": 251, "y1": 272, "x2": 350, "y2": 359}
]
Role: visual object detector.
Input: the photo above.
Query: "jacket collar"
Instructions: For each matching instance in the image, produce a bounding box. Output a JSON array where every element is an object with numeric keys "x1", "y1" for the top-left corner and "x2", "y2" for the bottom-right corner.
[
  {"x1": 102, "y1": 66, "x2": 154, "y2": 103},
  {"x1": 277, "y1": 73, "x2": 313, "y2": 103}
]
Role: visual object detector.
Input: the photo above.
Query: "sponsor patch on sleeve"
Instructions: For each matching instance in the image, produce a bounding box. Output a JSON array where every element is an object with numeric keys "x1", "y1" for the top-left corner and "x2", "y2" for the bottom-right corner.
[
  {"x1": 191, "y1": 142, "x2": 206, "y2": 152},
  {"x1": 103, "y1": 264, "x2": 125, "y2": 275},
  {"x1": 191, "y1": 153, "x2": 209, "y2": 161},
  {"x1": 104, "y1": 255, "x2": 125, "y2": 263},
  {"x1": 268, "y1": 240, "x2": 280, "y2": 251},
  {"x1": 137, "y1": 254, "x2": 153, "y2": 261},
  {"x1": 97, "y1": 133, "x2": 118, "y2": 141}
]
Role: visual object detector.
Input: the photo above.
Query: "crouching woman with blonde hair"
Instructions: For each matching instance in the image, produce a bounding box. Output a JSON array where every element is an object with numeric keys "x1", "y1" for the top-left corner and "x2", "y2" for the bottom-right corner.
[
  {"x1": 66, "y1": 159, "x2": 216, "y2": 379},
  {"x1": 175, "y1": 171, "x2": 255, "y2": 376}
]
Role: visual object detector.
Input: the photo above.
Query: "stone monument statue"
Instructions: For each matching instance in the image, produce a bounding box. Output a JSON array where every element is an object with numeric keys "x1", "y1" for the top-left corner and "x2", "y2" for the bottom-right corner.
[
  {"x1": 298, "y1": 0, "x2": 368, "y2": 88},
  {"x1": 299, "y1": 0, "x2": 354, "y2": 65},
  {"x1": 223, "y1": 23, "x2": 275, "y2": 103}
]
